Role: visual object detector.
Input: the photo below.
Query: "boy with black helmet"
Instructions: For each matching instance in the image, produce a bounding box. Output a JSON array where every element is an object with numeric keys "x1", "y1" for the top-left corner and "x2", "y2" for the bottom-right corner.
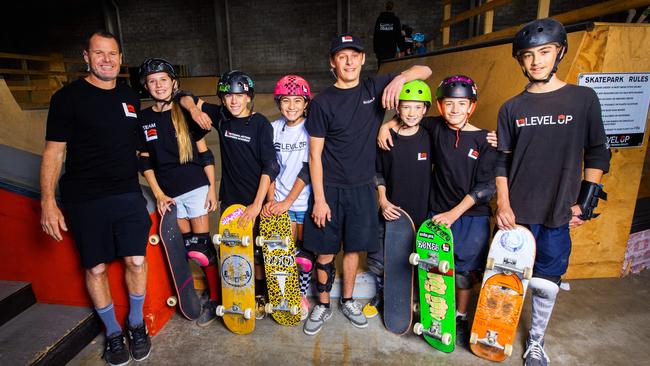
[
  {"x1": 496, "y1": 18, "x2": 610, "y2": 365},
  {"x1": 378, "y1": 75, "x2": 497, "y2": 346},
  {"x1": 185, "y1": 70, "x2": 279, "y2": 318},
  {"x1": 137, "y1": 57, "x2": 221, "y2": 327}
]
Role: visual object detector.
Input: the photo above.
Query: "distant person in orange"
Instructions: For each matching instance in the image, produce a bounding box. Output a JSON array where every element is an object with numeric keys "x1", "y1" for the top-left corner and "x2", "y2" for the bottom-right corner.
[{"x1": 40, "y1": 31, "x2": 152, "y2": 365}]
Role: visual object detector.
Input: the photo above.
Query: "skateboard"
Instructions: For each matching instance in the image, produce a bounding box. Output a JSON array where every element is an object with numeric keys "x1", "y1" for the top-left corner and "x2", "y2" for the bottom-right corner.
[
  {"x1": 409, "y1": 220, "x2": 455, "y2": 352},
  {"x1": 213, "y1": 204, "x2": 255, "y2": 334},
  {"x1": 256, "y1": 212, "x2": 301, "y2": 326},
  {"x1": 382, "y1": 209, "x2": 416, "y2": 335},
  {"x1": 470, "y1": 225, "x2": 536, "y2": 361},
  {"x1": 148, "y1": 204, "x2": 202, "y2": 320}
]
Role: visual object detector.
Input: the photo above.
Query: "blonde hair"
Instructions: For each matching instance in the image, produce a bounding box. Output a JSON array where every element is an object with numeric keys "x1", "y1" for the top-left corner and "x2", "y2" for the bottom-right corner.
[{"x1": 170, "y1": 102, "x2": 193, "y2": 164}]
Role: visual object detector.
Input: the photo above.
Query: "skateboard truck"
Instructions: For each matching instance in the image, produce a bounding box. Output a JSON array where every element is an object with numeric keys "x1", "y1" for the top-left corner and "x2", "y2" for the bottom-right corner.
[
  {"x1": 413, "y1": 321, "x2": 452, "y2": 346},
  {"x1": 409, "y1": 252, "x2": 450, "y2": 274},
  {"x1": 485, "y1": 256, "x2": 532, "y2": 280},
  {"x1": 255, "y1": 235, "x2": 291, "y2": 249},
  {"x1": 470, "y1": 329, "x2": 513, "y2": 356},
  {"x1": 213, "y1": 230, "x2": 251, "y2": 247},
  {"x1": 215, "y1": 303, "x2": 253, "y2": 320},
  {"x1": 263, "y1": 298, "x2": 300, "y2": 315}
]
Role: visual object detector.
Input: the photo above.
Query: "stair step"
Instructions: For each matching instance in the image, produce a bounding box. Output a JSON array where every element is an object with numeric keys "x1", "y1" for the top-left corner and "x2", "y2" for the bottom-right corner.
[
  {"x1": 0, "y1": 280, "x2": 36, "y2": 327},
  {"x1": 0, "y1": 303, "x2": 100, "y2": 366}
]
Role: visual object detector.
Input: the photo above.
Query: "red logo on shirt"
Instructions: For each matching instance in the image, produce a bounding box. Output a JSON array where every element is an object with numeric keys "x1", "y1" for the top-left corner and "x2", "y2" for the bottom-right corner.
[
  {"x1": 417, "y1": 152, "x2": 427, "y2": 161},
  {"x1": 516, "y1": 118, "x2": 526, "y2": 127},
  {"x1": 145, "y1": 128, "x2": 158, "y2": 142},
  {"x1": 468, "y1": 148, "x2": 479, "y2": 160},
  {"x1": 122, "y1": 103, "x2": 138, "y2": 118}
]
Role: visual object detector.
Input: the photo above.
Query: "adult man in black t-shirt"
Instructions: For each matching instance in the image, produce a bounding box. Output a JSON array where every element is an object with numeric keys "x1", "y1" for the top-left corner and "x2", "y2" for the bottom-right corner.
[
  {"x1": 495, "y1": 19, "x2": 610, "y2": 366},
  {"x1": 373, "y1": 1, "x2": 404, "y2": 66},
  {"x1": 302, "y1": 33, "x2": 431, "y2": 335},
  {"x1": 40, "y1": 32, "x2": 151, "y2": 365}
]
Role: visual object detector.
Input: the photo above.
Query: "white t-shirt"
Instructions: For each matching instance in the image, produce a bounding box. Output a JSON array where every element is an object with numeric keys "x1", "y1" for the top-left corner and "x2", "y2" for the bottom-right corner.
[{"x1": 270, "y1": 117, "x2": 311, "y2": 212}]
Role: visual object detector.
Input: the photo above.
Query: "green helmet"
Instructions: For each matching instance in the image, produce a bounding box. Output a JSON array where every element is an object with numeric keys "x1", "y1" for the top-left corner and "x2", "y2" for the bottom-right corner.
[{"x1": 399, "y1": 80, "x2": 432, "y2": 105}]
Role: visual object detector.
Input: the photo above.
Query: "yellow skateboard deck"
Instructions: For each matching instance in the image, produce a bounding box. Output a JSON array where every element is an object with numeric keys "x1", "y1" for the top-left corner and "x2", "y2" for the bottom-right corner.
[
  {"x1": 213, "y1": 204, "x2": 255, "y2": 334},
  {"x1": 257, "y1": 213, "x2": 301, "y2": 326}
]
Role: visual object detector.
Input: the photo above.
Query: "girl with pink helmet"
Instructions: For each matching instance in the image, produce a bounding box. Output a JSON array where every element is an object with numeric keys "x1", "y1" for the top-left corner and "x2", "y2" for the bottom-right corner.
[{"x1": 261, "y1": 75, "x2": 314, "y2": 320}]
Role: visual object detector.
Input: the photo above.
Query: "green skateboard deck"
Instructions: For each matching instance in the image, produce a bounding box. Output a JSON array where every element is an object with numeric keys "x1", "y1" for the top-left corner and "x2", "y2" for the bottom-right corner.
[{"x1": 410, "y1": 220, "x2": 455, "y2": 353}]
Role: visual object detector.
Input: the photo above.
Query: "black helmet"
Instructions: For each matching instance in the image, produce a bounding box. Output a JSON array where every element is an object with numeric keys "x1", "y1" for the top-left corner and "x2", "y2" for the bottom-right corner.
[
  {"x1": 139, "y1": 58, "x2": 177, "y2": 87},
  {"x1": 436, "y1": 75, "x2": 478, "y2": 101},
  {"x1": 512, "y1": 18, "x2": 567, "y2": 58},
  {"x1": 217, "y1": 70, "x2": 255, "y2": 99}
]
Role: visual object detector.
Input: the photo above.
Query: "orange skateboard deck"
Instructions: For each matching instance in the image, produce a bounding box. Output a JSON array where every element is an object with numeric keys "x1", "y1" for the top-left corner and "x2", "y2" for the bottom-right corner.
[
  {"x1": 470, "y1": 225, "x2": 536, "y2": 361},
  {"x1": 213, "y1": 204, "x2": 255, "y2": 334}
]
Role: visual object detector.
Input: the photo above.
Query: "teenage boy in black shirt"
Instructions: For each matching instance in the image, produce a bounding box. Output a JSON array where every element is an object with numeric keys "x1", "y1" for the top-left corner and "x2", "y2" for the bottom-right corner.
[
  {"x1": 302, "y1": 34, "x2": 431, "y2": 335},
  {"x1": 495, "y1": 19, "x2": 610, "y2": 366},
  {"x1": 40, "y1": 32, "x2": 152, "y2": 365}
]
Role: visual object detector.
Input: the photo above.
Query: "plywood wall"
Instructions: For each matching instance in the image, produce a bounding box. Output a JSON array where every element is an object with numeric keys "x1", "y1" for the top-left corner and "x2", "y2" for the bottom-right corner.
[{"x1": 380, "y1": 23, "x2": 650, "y2": 279}]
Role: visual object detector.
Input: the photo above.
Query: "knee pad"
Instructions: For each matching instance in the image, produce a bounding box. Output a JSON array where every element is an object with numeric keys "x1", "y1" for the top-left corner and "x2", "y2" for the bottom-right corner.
[
  {"x1": 295, "y1": 250, "x2": 314, "y2": 273},
  {"x1": 315, "y1": 260, "x2": 336, "y2": 293},
  {"x1": 529, "y1": 277, "x2": 559, "y2": 300},
  {"x1": 456, "y1": 271, "x2": 477, "y2": 290},
  {"x1": 187, "y1": 234, "x2": 217, "y2": 267},
  {"x1": 366, "y1": 257, "x2": 384, "y2": 277}
]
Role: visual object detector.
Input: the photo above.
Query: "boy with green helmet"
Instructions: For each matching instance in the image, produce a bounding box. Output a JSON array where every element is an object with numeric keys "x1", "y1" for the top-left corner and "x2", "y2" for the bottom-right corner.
[{"x1": 377, "y1": 75, "x2": 498, "y2": 346}]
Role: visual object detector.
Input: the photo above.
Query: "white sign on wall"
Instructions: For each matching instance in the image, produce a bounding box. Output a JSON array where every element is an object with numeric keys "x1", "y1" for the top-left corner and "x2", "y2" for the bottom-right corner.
[{"x1": 578, "y1": 72, "x2": 649, "y2": 148}]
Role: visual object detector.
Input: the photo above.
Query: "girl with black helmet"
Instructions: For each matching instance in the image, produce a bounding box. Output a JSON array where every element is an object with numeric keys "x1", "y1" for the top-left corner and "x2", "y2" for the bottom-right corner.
[
  {"x1": 136, "y1": 58, "x2": 221, "y2": 327},
  {"x1": 378, "y1": 75, "x2": 497, "y2": 346},
  {"x1": 183, "y1": 70, "x2": 280, "y2": 319},
  {"x1": 496, "y1": 18, "x2": 610, "y2": 365}
]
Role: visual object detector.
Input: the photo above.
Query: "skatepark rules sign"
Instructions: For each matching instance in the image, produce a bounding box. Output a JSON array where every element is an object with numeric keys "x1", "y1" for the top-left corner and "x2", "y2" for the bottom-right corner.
[{"x1": 578, "y1": 72, "x2": 650, "y2": 148}]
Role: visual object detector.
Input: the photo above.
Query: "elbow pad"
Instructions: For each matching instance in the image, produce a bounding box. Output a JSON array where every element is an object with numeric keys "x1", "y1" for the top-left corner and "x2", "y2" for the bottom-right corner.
[
  {"x1": 198, "y1": 149, "x2": 215, "y2": 167},
  {"x1": 263, "y1": 160, "x2": 280, "y2": 182},
  {"x1": 137, "y1": 155, "x2": 153, "y2": 174},
  {"x1": 297, "y1": 162, "x2": 311, "y2": 185},
  {"x1": 495, "y1": 152, "x2": 512, "y2": 177},
  {"x1": 576, "y1": 180, "x2": 608, "y2": 220},
  {"x1": 469, "y1": 181, "x2": 496, "y2": 205}
]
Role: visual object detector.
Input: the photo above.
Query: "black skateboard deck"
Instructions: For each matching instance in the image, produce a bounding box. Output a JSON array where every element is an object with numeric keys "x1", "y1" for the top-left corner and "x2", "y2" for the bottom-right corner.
[
  {"x1": 383, "y1": 209, "x2": 416, "y2": 335},
  {"x1": 151, "y1": 204, "x2": 201, "y2": 320}
]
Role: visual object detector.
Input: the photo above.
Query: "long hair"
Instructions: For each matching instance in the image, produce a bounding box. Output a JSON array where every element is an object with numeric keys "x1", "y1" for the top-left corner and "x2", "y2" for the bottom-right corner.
[{"x1": 170, "y1": 101, "x2": 193, "y2": 164}]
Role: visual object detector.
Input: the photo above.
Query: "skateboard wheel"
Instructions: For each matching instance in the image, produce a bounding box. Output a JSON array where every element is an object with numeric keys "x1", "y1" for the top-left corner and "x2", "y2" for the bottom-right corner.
[
  {"x1": 264, "y1": 302, "x2": 274, "y2": 314},
  {"x1": 215, "y1": 305, "x2": 225, "y2": 317},
  {"x1": 485, "y1": 257, "x2": 495, "y2": 270},
  {"x1": 413, "y1": 322, "x2": 424, "y2": 335},
  {"x1": 243, "y1": 308, "x2": 253, "y2": 320},
  {"x1": 412, "y1": 303, "x2": 420, "y2": 314},
  {"x1": 409, "y1": 253, "x2": 420, "y2": 266},
  {"x1": 289, "y1": 305, "x2": 300, "y2": 316},
  {"x1": 438, "y1": 260, "x2": 450, "y2": 274},
  {"x1": 212, "y1": 234, "x2": 222, "y2": 246},
  {"x1": 504, "y1": 344, "x2": 513, "y2": 357},
  {"x1": 441, "y1": 333, "x2": 452, "y2": 346},
  {"x1": 523, "y1": 267, "x2": 533, "y2": 280},
  {"x1": 255, "y1": 236, "x2": 265, "y2": 247},
  {"x1": 282, "y1": 236, "x2": 291, "y2": 247},
  {"x1": 148, "y1": 235, "x2": 160, "y2": 245},
  {"x1": 166, "y1": 296, "x2": 177, "y2": 307},
  {"x1": 241, "y1": 235, "x2": 251, "y2": 247},
  {"x1": 470, "y1": 332, "x2": 478, "y2": 345}
]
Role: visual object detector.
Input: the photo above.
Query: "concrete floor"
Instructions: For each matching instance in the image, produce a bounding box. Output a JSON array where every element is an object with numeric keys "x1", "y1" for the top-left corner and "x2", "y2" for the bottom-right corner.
[{"x1": 69, "y1": 270, "x2": 650, "y2": 366}]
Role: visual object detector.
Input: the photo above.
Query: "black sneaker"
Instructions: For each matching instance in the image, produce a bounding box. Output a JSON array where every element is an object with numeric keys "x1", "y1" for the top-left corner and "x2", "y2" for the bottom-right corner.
[
  {"x1": 127, "y1": 322, "x2": 151, "y2": 362},
  {"x1": 456, "y1": 316, "x2": 469, "y2": 346},
  {"x1": 197, "y1": 300, "x2": 218, "y2": 327},
  {"x1": 104, "y1": 331, "x2": 131, "y2": 366}
]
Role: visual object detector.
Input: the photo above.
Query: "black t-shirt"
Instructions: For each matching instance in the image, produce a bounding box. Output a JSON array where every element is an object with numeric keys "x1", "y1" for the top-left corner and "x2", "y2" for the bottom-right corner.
[
  {"x1": 45, "y1": 79, "x2": 141, "y2": 203},
  {"x1": 373, "y1": 11, "x2": 403, "y2": 57},
  {"x1": 201, "y1": 103, "x2": 276, "y2": 207},
  {"x1": 422, "y1": 117, "x2": 496, "y2": 216},
  {"x1": 138, "y1": 107, "x2": 210, "y2": 198},
  {"x1": 497, "y1": 84, "x2": 611, "y2": 227},
  {"x1": 306, "y1": 74, "x2": 395, "y2": 188},
  {"x1": 376, "y1": 128, "x2": 432, "y2": 226}
]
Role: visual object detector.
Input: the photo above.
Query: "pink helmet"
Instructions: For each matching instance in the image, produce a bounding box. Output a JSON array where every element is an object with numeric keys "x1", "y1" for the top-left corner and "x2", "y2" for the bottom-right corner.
[{"x1": 274, "y1": 75, "x2": 311, "y2": 102}]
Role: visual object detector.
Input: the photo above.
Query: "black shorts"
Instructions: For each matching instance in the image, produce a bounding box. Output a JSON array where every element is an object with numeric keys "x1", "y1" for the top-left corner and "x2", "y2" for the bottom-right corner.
[
  {"x1": 64, "y1": 192, "x2": 152, "y2": 269},
  {"x1": 303, "y1": 183, "x2": 379, "y2": 255}
]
